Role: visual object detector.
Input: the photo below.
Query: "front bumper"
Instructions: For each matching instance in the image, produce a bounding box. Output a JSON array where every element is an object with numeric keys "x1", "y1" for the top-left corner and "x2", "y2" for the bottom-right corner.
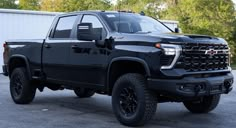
[
  {"x1": 147, "y1": 73, "x2": 233, "y2": 97},
  {"x1": 2, "y1": 65, "x2": 8, "y2": 76}
]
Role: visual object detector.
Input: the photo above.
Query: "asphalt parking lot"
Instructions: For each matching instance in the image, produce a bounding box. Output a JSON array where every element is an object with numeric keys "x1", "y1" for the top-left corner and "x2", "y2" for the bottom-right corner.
[{"x1": 0, "y1": 72, "x2": 235, "y2": 128}]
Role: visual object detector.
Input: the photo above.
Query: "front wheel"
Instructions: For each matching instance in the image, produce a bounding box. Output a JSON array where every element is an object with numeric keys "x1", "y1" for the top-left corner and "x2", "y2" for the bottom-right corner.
[
  {"x1": 183, "y1": 94, "x2": 221, "y2": 113},
  {"x1": 112, "y1": 73, "x2": 157, "y2": 127}
]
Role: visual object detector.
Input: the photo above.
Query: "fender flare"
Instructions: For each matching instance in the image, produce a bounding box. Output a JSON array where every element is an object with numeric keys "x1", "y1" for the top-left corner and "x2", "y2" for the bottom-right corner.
[
  {"x1": 8, "y1": 55, "x2": 32, "y2": 79},
  {"x1": 107, "y1": 57, "x2": 151, "y2": 92}
]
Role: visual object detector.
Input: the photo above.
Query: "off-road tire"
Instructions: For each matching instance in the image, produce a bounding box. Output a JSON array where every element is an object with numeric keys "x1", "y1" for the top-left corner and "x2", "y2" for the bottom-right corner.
[
  {"x1": 112, "y1": 73, "x2": 157, "y2": 127},
  {"x1": 183, "y1": 94, "x2": 221, "y2": 113},
  {"x1": 10, "y1": 67, "x2": 36, "y2": 104}
]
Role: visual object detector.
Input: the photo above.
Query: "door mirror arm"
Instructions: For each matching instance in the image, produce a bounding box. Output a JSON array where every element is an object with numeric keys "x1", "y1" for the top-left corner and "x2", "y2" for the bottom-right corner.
[
  {"x1": 95, "y1": 40, "x2": 106, "y2": 48},
  {"x1": 95, "y1": 36, "x2": 114, "y2": 49}
]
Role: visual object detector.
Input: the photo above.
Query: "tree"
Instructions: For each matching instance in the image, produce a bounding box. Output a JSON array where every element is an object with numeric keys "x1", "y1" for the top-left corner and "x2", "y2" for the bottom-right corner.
[
  {"x1": 40, "y1": 0, "x2": 111, "y2": 12},
  {"x1": 40, "y1": 0, "x2": 62, "y2": 12},
  {"x1": 114, "y1": 0, "x2": 171, "y2": 18},
  {"x1": 19, "y1": 0, "x2": 39, "y2": 10},
  {"x1": 0, "y1": 0, "x2": 17, "y2": 9},
  {"x1": 80, "y1": 0, "x2": 111, "y2": 10}
]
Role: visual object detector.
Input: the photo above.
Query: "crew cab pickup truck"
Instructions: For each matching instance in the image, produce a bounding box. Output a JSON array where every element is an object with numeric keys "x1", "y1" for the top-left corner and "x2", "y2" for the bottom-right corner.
[{"x1": 2, "y1": 11, "x2": 234, "y2": 126}]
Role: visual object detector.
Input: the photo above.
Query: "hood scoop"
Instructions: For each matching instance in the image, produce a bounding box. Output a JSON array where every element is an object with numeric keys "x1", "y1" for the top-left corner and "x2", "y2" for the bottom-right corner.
[{"x1": 185, "y1": 35, "x2": 218, "y2": 40}]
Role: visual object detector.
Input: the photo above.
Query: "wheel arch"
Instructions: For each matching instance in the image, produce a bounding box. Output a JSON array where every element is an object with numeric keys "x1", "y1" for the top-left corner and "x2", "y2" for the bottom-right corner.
[
  {"x1": 107, "y1": 57, "x2": 150, "y2": 95},
  {"x1": 8, "y1": 55, "x2": 31, "y2": 79}
]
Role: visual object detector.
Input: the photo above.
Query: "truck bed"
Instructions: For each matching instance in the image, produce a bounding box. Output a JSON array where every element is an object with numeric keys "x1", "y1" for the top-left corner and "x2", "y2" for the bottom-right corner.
[{"x1": 4, "y1": 39, "x2": 44, "y2": 75}]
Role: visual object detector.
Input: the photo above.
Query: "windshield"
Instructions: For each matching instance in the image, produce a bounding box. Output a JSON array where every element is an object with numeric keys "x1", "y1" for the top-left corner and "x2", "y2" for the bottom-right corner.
[{"x1": 101, "y1": 12, "x2": 172, "y2": 34}]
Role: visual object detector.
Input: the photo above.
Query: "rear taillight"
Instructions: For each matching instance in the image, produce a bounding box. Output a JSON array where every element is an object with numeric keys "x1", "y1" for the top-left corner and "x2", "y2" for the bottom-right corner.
[
  {"x1": 3, "y1": 42, "x2": 8, "y2": 64},
  {"x1": 3, "y1": 42, "x2": 6, "y2": 48}
]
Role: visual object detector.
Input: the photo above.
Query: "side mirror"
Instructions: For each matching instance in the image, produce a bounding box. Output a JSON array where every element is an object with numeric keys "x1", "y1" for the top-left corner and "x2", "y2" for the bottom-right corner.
[
  {"x1": 174, "y1": 28, "x2": 180, "y2": 33},
  {"x1": 77, "y1": 23, "x2": 102, "y2": 41}
]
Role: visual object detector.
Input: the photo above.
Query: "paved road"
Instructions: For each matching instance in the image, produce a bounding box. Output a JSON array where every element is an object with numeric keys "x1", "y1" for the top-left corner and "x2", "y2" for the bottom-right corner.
[{"x1": 0, "y1": 72, "x2": 235, "y2": 128}]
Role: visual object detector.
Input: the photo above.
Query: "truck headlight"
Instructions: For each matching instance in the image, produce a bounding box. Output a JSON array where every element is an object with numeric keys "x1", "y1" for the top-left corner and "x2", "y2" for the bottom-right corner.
[
  {"x1": 163, "y1": 47, "x2": 176, "y2": 55},
  {"x1": 157, "y1": 44, "x2": 182, "y2": 69}
]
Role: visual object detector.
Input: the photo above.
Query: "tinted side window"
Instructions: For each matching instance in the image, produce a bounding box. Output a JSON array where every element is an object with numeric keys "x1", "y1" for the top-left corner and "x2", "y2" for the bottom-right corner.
[{"x1": 53, "y1": 16, "x2": 77, "y2": 38}]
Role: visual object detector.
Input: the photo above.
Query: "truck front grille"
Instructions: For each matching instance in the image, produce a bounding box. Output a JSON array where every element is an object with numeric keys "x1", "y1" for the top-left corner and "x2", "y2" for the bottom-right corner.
[{"x1": 175, "y1": 43, "x2": 229, "y2": 72}]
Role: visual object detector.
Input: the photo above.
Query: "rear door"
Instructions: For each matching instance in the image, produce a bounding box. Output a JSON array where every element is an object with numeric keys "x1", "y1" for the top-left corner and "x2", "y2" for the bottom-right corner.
[{"x1": 43, "y1": 15, "x2": 78, "y2": 83}]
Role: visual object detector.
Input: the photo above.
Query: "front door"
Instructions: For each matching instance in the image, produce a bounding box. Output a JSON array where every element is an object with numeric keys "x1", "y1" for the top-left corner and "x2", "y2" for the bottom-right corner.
[{"x1": 68, "y1": 14, "x2": 108, "y2": 87}]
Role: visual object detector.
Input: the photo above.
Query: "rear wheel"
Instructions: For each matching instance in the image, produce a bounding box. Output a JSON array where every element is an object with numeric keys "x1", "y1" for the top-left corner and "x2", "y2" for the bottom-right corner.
[
  {"x1": 112, "y1": 73, "x2": 157, "y2": 126},
  {"x1": 74, "y1": 88, "x2": 95, "y2": 98},
  {"x1": 10, "y1": 67, "x2": 36, "y2": 104},
  {"x1": 183, "y1": 94, "x2": 221, "y2": 113}
]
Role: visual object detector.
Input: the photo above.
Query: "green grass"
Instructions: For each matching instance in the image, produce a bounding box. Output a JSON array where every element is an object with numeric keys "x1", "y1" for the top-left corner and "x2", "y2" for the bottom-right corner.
[{"x1": 231, "y1": 63, "x2": 236, "y2": 70}]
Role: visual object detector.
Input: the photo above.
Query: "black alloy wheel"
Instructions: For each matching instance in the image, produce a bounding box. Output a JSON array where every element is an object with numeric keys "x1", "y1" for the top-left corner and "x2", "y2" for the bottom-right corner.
[
  {"x1": 10, "y1": 67, "x2": 36, "y2": 104},
  {"x1": 119, "y1": 87, "x2": 138, "y2": 117}
]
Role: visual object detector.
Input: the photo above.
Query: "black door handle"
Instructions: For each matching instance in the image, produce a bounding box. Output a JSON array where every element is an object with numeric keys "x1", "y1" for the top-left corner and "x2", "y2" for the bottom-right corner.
[
  {"x1": 71, "y1": 45, "x2": 79, "y2": 49},
  {"x1": 44, "y1": 44, "x2": 51, "y2": 48}
]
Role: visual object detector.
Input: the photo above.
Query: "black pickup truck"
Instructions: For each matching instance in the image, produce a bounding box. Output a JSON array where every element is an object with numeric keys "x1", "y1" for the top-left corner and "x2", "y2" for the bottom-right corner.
[{"x1": 2, "y1": 11, "x2": 234, "y2": 126}]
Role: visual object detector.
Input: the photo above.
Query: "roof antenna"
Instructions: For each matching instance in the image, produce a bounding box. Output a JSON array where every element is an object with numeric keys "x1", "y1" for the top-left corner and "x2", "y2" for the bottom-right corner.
[
  {"x1": 118, "y1": 0, "x2": 121, "y2": 33},
  {"x1": 117, "y1": 0, "x2": 121, "y2": 33}
]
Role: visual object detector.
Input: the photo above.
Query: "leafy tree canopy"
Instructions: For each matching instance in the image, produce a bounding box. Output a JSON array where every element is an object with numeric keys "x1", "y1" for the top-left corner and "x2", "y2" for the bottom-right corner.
[
  {"x1": 0, "y1": 0, "x2": 17, "y2": 9},
  {"x1": 19, "y1": 0, "x2": 39, "y2": 10},
  {"x1": 40, "y1": 0, "x2": 111, "y2": 12}
]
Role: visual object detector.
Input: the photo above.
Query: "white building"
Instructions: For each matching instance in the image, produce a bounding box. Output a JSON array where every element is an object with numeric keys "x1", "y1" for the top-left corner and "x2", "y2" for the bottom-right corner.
[
  {"x1": 0, "y1": 9, "x2": 178, "y2": 72},
  {"x1": 0, "y1": 9, "x2": 60, "y2": 69}
]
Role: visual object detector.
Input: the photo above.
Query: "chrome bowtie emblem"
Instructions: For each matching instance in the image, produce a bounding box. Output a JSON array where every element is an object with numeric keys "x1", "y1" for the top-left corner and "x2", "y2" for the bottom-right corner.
[{"x1": 205, "y1": 49, "x2": 217, "y2": 55}]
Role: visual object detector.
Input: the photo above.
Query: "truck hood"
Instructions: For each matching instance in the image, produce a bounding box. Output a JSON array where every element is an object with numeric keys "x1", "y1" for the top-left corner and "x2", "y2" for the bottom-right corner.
[
  {"x1": 112, "y1": 32, "x2": 227, "y2": 45},
  {"x1": 151, "y1": 33, "x2": 227, "y2": 44}
]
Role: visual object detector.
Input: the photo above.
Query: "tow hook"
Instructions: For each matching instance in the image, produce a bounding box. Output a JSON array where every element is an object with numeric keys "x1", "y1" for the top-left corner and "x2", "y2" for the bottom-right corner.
[{"x1": 194, "y1": 85, "x2": 201, "y2": 96}]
